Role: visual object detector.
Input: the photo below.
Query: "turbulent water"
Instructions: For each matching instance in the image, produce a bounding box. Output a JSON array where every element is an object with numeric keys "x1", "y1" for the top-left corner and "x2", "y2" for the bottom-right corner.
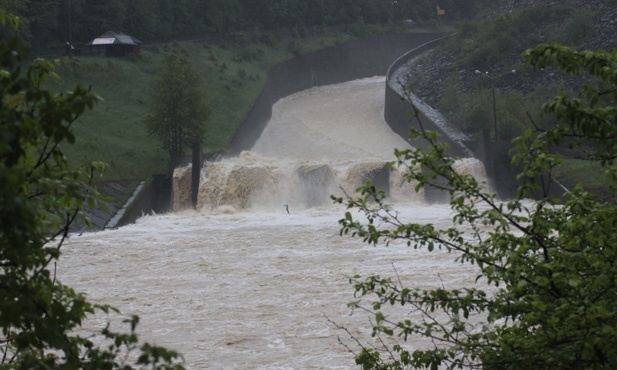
[
  {"x1": 193, "y1": 77, "x2": 426, "y2": 212},
  {"x1": 61, "y1": 77, "x2": 485, "y2": 369}
]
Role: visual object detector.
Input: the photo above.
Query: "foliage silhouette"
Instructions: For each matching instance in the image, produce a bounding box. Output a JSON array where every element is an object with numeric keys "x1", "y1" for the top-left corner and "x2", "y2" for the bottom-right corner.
[
  {"x1": 333, "y1": 43, "x2": 617, "y2": 369},
  {"x1": 0, "y1": 10, "x2": 184, "y2": 369}
]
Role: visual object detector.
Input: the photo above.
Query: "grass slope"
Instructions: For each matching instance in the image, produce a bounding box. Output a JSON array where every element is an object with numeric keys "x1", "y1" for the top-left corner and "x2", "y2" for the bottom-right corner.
[{"x1": 50, "y1": 32, "x2": 358, "y2": 182}]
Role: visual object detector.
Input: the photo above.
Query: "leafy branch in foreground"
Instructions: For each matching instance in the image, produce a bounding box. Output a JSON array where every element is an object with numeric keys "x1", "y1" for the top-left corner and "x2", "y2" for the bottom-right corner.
[
  {"x1": 0, "y1": 9, "x2": 184, "y2": 369},
  {"x1": 332, "y1": 43, "x2": 617, "y2": 369}
]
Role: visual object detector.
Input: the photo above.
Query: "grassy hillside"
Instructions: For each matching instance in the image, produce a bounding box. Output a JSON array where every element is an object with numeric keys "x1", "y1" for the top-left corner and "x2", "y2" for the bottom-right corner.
[{"x1": 50, "y1": 31, "x2": 363, "y2": 181}]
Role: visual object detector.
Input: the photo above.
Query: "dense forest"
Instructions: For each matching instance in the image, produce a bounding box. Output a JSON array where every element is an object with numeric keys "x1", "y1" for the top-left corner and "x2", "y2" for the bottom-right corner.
[{"x1": 3, "y1": 0, "x2": 492, "y2": 52}]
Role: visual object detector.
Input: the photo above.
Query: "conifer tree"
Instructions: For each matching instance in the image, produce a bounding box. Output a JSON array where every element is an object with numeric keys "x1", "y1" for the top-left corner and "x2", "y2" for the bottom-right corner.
[{"x1": 145, "y1": 54, "x2": 209, "y2": 164}]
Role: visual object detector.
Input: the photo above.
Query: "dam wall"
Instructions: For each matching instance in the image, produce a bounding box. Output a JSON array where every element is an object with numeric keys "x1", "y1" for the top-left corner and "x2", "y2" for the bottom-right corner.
[
  {"x1": 384, "y1": 48, "x2": 517, "y2": 198},
  {"x1": 383, "y1": 36, "x2": 471, "y2": 158},
  {"x1": 383, "y1": 36, "x2": 480, "y2": 201},
  {"x1": 383, "y1": 42, "x2": 566, "y2": 200},
  {"x1": 224, "y1": 32, "x2": 444, "y2": 156}
]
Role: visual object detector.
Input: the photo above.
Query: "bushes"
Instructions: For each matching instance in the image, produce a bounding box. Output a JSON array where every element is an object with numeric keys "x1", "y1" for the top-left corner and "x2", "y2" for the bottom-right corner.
[
  {"x1": 233, "y1": 45, "x2": 265, "y2": 62},
  {"x1": 438, "y1": 81, "x2": 561, "y2": 141},
  {"x1": 450, "y1": 4, "x2": 598, "y2": 69},
  {"x1": 349, "y1": 17, "x2": 385, "y2": 38},
  {"x1": 556, "y1": 9, "x2": 595, "y2": 46}
]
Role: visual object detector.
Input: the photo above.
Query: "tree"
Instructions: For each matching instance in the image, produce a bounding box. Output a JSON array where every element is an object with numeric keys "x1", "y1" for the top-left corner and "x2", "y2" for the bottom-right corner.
[
  {"x1": 145, "y1": 54, "x2": 209, "y2": 164},
  {"x1": 333, "y1": 43, "x2": 617, "y2": 369},
  {"x1": 0, "y1": 0, "x2": 32, "y2": 47},
  {"x1": 0, "y1": 10, "x2": 184, "y2": 368},
  {"x1": 204, "y1": 0, "x2": 243, "y2": 34},
  {"x1": 25, "y1": 0, "x2": 60, "y2": 51},
  {"x1": 123, "y1": 0, "x2": 158, "y2": 39},
  {"x1": 80, "y1": 0, "x2": 128, "y2": 37}
]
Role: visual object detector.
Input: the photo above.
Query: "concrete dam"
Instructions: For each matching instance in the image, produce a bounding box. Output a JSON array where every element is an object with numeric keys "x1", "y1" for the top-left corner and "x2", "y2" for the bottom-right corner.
[{"x1": 172, "y1": 32, "x2": 489, "y2": 211}]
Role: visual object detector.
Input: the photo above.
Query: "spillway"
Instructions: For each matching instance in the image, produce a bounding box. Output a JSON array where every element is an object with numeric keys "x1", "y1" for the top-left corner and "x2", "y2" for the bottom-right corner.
[{"x1": 61, "y1": 77, "x2": 485, "y2": 369}]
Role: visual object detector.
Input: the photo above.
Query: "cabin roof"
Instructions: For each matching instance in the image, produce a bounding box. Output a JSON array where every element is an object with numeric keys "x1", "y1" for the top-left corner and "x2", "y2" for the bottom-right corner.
[{"x1": 87, "y1": 31, "x2": 141, "y2": 46}]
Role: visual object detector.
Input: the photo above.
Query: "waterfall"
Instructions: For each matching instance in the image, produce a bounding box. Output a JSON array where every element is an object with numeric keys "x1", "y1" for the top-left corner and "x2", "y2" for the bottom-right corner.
[{"x1": 172, "y1": 77, "x2": 485, "y2": 211}]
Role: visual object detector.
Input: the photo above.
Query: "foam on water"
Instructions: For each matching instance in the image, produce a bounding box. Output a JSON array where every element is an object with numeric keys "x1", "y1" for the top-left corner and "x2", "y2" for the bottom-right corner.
[
  {"x1": 62, "y1": 204, "x2": 473, "y2": 369},
  {"x1": 61, "y1": 77, "x2": 486, "y2": 369}
]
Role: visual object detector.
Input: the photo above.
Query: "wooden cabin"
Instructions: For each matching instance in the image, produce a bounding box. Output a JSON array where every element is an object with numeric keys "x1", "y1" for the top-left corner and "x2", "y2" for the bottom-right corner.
[{"x1": 85, "y1": 31, "x2": 142, "y2": 57}]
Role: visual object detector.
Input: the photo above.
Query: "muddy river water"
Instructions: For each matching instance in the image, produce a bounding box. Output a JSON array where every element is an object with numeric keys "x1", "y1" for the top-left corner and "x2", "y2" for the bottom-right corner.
[{"x1": 60, "y1": 77, "x2": 483, "y2": 369}]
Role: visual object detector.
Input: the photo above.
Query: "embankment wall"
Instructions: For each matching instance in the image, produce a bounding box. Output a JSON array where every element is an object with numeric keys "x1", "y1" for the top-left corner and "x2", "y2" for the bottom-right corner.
[
  {"x1": 383, "y1": 43, "x2": 562, "y2": 200},
  {"x1": 383, "y1": 36, "x2": 470, "y2": 157}
]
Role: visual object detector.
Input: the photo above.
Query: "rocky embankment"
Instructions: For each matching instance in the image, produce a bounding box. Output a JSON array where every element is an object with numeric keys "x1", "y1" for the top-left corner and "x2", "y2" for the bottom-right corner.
[{"x1": 401, "y1": 0, "x2": 617, "y2": 108}]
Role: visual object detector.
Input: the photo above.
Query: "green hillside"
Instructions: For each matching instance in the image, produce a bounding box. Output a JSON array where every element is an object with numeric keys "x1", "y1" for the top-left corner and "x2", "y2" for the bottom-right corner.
[{"x1": 50, "y1": 32, "x2": 360, "y2": 181}]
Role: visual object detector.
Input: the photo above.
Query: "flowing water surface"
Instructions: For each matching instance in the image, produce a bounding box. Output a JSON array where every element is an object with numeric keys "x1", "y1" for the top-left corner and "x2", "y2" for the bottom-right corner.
[{"x1": 61, "y1": 77, "x2": 482, "y2": 369}]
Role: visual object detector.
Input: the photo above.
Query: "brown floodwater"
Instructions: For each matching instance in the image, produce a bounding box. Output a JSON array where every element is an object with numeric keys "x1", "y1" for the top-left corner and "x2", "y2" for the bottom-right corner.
[{"x1": 60, "y1": 77, "x2": 486, "y2": 369}]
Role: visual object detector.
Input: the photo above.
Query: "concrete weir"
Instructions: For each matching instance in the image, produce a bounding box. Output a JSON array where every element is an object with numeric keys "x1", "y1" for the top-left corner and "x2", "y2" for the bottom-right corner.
[
  {"x1": 345, "y1": 162, "x2": 390, "y2": 194},
  {"x1": 176, "y1": 32, "x2": 449, "y2": 212},
  {"x1": 296, "y1": 164, "x2": 337, "y2": 207},
  {"x1": 169, "y1": 33, "x2": 467, "y2": 212}
]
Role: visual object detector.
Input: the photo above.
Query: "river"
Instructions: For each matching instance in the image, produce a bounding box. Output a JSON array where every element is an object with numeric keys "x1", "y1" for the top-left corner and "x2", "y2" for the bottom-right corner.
[{"x1": 60, "y1": 77, "x2": 482, "y2": 369}]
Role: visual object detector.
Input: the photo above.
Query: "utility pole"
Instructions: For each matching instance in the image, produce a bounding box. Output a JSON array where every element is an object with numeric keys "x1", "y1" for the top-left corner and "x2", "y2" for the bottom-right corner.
[
  {"x1": 474, "y1": 69, "x2": 516, "y2": 140},
  {"x1": 68, "y1": 0, "x2": 73, "y2": 58}
]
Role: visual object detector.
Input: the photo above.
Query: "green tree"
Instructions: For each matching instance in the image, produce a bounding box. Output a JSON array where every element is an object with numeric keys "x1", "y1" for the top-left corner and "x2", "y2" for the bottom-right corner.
[
  {"x1": 80, "y1": 0, "x2": 127, "y2": 38},
  {"x1": 25, "y1": 0, "x2": 60, "y2": 51},
  {"x1": 123, "y1": 0, "x2": 158, "y2": 39},
  {"x1": 0, "y1": 10, "x2": 184, "y2": 368},
  {"x1": 145, "y1": 54, "x2": 209, "y2": 163},
  {"x1": 334, "y1": 43, "x2": 617, "y2": 369},
  {"x1": 0, "y1": 0, "x2": 31, "y2": 47},
  {"x1": 204, "y1": 0, "x2": 243, "y2": 34}
]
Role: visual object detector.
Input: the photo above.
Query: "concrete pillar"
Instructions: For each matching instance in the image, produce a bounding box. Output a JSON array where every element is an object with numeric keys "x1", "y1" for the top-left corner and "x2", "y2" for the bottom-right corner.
[{"x1": 191, "y1": 143, "x2": 202, "y2": 210}]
